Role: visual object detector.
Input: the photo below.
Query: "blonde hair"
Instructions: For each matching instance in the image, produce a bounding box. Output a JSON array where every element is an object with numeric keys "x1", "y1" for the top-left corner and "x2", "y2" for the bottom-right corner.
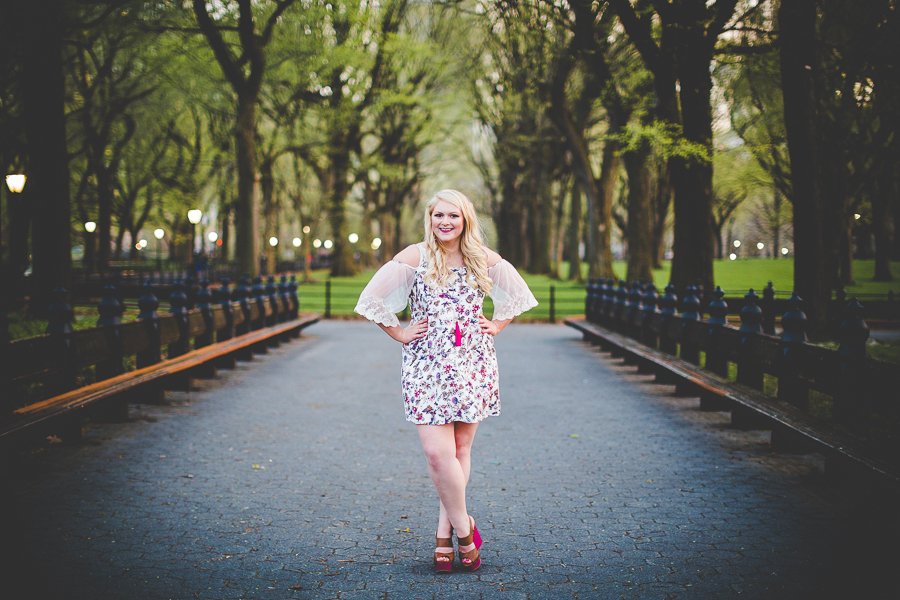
[{"x1": 423, "y1": 189, "x2": 492, "y2": 294}]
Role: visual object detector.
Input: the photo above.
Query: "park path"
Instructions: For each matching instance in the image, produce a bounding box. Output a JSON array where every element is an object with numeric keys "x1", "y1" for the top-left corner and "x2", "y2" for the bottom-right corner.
[{"x1": 1, "y1": 321, "x2": 894, "y2": 599}]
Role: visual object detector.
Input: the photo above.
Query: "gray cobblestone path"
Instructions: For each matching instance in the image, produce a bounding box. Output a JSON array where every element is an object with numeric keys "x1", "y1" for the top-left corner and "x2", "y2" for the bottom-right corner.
[{"x1": 2, "y1": 322, "x2": 895, "y2": 599}]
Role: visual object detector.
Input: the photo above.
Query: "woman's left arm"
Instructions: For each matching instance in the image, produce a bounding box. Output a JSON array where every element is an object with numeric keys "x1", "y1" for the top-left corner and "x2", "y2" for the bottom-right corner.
[{"x1": 478, "y1": 315, "x2": 511, "y2": 336}]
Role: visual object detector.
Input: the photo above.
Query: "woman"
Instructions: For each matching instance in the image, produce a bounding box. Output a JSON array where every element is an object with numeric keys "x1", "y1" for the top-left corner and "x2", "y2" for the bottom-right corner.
[{"x1": 354, "y1": 189, "x2": 538, "y2": 572}]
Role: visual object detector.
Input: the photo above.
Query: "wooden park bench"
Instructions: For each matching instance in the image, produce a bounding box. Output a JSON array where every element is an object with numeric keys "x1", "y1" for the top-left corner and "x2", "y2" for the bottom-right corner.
[
  {"x1": 1, "y1": 275, "x2": 319, "y2": 450},
  {"x1": 567, "y1": 280, "x2": 900, "y2": 495}
]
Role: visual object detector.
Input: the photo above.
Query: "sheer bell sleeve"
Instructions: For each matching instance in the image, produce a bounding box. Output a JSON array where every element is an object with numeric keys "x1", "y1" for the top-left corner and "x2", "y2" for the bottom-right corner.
[
  {"x1": 354, "y1": 260, "x2": 417, "y2": 327},
  {"x1": 487, "y1": 259, "x2": 539, "y2": 321}
]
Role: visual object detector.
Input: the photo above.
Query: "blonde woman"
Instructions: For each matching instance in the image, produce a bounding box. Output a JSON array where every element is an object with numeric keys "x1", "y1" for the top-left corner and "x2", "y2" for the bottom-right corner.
[{"x1": 355, "y1": 189, "x2": 538, "y2": 572}]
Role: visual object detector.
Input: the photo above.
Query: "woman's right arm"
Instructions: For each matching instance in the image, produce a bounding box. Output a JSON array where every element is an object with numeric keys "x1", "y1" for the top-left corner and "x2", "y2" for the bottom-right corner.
[
  {"x1": 354, "y1": 244, "x2": 429, "y2": 343},
  {"x1": 378, "y1": 319, "x2": 428, "y2": 344}
]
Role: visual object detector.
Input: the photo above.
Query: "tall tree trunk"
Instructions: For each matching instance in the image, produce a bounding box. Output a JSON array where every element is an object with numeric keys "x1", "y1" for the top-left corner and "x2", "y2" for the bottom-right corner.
[
  {"x1": 838, "y1": 215, "x2": 854, "y2": 285},
  {"x1": 327, "y1": 147, "x2": 356, "y2": 276},
  {"x1": 872, "y1": 172, "x2": 894, "y2": 281},
  {"x1": 115, "y1": 228, "x2": 126, "y2": 262},
  {"x1": 669, "y1": 43, "x2": 715, "y2": 296},
  {"x1": 235, "y1": 93, "x2": 260, "y2": 276},
  {"x1": 497, "y1": 169, "x2": 523, "y2": 265},
  {"x1": 528, "y1": 148, "x2": 553, "y2": 275},
  {"x1": 714, "y1": 223, "x2": 725, "y2": 260},
  {"x1": 772, "y1": 189, "x2": 782, "y2": 259},
  {"x1": 261, "y1": 162, "x2": 276, "y2": 276},
  {"x1": 393, "y1": 203, "x2": 403, "y2": 259},
  {"x1": 780, "y1": 0, "x2": 829, "y2": 336},
  {"x1": 20, "y1": 0, "x2": 71, "y2": 313},
  {"x1": 567, "y1": 180, "x2": 583, "y2": 282},
  {"x1": 591, "y1": 139, "x2": 619, "y2": 278},
  {"x1": 624, "y1": 146, "x2": 654, "y2": 283},
  {"x1": 7, "y1": 188, "x2": 31, "y2": 277},
  {"x1": 220, "y1": 203, "x2": 231, "y2": 265},
  {"x1": 551, "y1": 179, "x2": 567, "y2": 279},
  {"x1": 651, "y1": 161, "x2": 672, "y2": 269}
]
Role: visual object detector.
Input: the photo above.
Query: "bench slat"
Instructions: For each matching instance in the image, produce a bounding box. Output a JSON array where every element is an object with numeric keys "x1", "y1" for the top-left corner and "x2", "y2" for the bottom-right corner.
[
  {"x1": 565, "y1": 317, "x2": 900, "y2": 485},
  {"x1": 2, "y1": 314, "x2": 320, "y2": 437}
]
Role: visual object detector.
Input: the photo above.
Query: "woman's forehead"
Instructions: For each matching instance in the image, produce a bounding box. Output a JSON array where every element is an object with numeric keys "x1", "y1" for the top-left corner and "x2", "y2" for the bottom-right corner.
[{"x1": 432, "y1": 200, "x2": 461, "y2": 214}]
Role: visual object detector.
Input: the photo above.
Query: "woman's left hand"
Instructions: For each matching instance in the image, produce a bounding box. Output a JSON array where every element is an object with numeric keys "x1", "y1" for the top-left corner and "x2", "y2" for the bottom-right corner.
[{"x1": 478, "y1": 315, "x2": 500, "y2": 336}]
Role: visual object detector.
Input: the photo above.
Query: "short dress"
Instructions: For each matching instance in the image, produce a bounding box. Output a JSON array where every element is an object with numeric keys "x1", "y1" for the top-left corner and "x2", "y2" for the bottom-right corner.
[{"x1": 355, "y1": 243, "x2": 538, "y2": 425}]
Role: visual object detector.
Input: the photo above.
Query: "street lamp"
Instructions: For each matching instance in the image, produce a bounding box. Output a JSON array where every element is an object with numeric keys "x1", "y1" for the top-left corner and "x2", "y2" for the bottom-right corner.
[
  {"x1": 313, "y1": 239, "x2": 322, "y2": 248},
  {"x1": 323, "y1": 239, "x2": 333, "y2": 249},
  {"x1": 292, "y1": 237, "x2": 301, "y2": 247},
  {"x1": 187, "y1": 209, "x2": 202, "y2": 256},
  {"x1": 154, "y1": 228, "x2": 165, "y2": 272},
  {"x1": 269, "y1": 236, "x2": 278, "y2": 247},
  {"x1": 757, "y1": 242, "x2": 764, "y2": 250},
  {"x1": 5, "y1": 174, "x2": 26, "y2": 193},
  {"x1": 84, "y1": 221, "x2": 96, "y2": 233},
  {"x1": 733, "y1": 240, "x2": 741, "y2": 248},
  {"x1": 348, "y1": 233, "x2": 359, "y2": 243},
  {"x1": 729, "y1": 253, "x2": 737, "y2": 261},
  {"x1": 781, "y1": 247, "x2": 789, "y2": 256},
  {"x1": 303, "y1": 226, "x2": 310, "y2": 234},
  {"x1": 371, "y1": 237, "x2": 382, "y2": 250}
]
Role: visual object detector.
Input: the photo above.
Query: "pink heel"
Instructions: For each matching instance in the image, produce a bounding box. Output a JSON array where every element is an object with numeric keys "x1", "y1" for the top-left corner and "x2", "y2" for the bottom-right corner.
[{"x1": 457, "y1": 516, "x2": 482, "y2": 572}]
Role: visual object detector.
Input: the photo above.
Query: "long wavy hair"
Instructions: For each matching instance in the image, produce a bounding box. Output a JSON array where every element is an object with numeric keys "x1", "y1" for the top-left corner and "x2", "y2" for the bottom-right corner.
[{"x1": 422, "y1": 189, "x2": 492, "y2": 294}]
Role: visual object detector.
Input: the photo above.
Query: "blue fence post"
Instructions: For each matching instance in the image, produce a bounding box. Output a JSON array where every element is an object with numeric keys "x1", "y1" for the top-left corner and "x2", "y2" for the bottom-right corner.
[
  {"x1": 777, "y1": 292, "x2": 809, "y2": 411},
  {"x1": 705, "y1": 286, "x2": 730, "y2": 378},
  {"x1": 736, "y1": 289, "x2": 764, "y2": 391},
  {"x1": 835, "y1": 299, "x2": 870, "y2": 432},
  {"x1": 658, "y1": 283, "x2": 679, "y2": 356}
]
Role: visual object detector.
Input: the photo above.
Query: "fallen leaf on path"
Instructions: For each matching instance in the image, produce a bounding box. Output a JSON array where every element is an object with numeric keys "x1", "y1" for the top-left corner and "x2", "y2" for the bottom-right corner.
[
  {"x1": 47, "y1": 435, "x2": 62, "y2": 444},
  {"x1": 289, "y1": 584, "x2": 303, "y2": 590}
]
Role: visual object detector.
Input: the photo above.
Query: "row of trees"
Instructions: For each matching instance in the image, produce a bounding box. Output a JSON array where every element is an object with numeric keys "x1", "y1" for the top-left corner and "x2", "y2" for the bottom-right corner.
[
  {"x1": 467, "y1": 0, "x2": 898, "y2": 334},
  {"x1": 1, "y1": 0, "x2": 459, "y2": 312},
  {"x1": 1, "y1": 1, "x2": 897, "y2": 335}
]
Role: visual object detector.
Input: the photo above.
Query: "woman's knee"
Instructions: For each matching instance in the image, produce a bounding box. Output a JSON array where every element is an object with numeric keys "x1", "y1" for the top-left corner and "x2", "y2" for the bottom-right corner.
[{"x1": 423, "y1": 446, "x2": 455, "y2": 471}]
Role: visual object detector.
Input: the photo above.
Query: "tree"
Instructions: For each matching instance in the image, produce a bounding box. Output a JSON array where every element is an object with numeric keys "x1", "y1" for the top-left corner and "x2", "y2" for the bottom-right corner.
[
  {"x1": 16, "y1": 0, "x2": 72, "y2": 313},
  {"x1": 609, "y1": 0, "x2": 749, "y2": 295},
  {"x1": 779, "y1": 0, "x2": 828, "y2": 334},
  {"x1": 191, "y1": 0, "x2": 296, "y2": 276}
]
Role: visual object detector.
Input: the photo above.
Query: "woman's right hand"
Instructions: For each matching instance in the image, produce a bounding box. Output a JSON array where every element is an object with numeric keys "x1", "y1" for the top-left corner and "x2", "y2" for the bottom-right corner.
[{"x1": 397, "y1": 318, "x2": 428, "y2": 344}]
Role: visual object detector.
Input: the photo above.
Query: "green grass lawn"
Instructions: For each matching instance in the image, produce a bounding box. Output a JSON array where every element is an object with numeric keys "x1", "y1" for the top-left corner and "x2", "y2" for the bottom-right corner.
[
  {"x1": 9, "y1": 258, "x2": 899, "y2": 341},
  {"x1": 558, "y1": 258, "x2": 900, "y2": 298}
]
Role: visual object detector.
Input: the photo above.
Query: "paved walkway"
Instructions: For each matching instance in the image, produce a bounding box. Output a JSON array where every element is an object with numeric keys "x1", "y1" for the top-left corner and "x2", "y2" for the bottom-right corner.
[{"x1": 2, "y1": 322, "x2": 895, "y2": 599}]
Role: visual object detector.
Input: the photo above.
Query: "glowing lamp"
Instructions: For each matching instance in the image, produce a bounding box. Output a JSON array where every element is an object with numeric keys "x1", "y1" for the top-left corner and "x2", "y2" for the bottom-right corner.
[{"x1": 5, "y1": 174, "x2": 25, "y2": 193}]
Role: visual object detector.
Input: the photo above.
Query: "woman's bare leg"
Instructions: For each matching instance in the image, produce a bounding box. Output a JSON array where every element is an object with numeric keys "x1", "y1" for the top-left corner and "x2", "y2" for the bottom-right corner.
[
  {"x1": 419, "y1": 422, "x2": 481, "y2": 566},
  {"x1": 435, "y1": 422, "x2": 479, "y2": 536},
  {"x1": 417, "y1": 422, "x2": 480, "y2": 542}
]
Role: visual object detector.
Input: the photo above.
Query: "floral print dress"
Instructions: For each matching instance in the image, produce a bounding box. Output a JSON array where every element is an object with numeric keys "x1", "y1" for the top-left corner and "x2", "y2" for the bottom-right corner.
[{"x1": 355, "y1": 243, "x2": 538, "y2": 425}]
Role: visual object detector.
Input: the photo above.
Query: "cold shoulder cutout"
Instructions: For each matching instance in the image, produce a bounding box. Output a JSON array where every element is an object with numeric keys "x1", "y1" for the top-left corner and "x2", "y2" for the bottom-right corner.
[
  {"x1": 393, "y1": 244, "x2": 422, "y2": 268},
  {"x1": 483, "y1": 246, "x2": 502, "y2": 268}
]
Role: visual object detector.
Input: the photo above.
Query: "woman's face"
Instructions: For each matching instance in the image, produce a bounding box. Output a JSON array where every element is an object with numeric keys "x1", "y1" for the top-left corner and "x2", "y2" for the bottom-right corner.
[{"x1": 431, "y1": 200, "x2": 465, "y2": 246}]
